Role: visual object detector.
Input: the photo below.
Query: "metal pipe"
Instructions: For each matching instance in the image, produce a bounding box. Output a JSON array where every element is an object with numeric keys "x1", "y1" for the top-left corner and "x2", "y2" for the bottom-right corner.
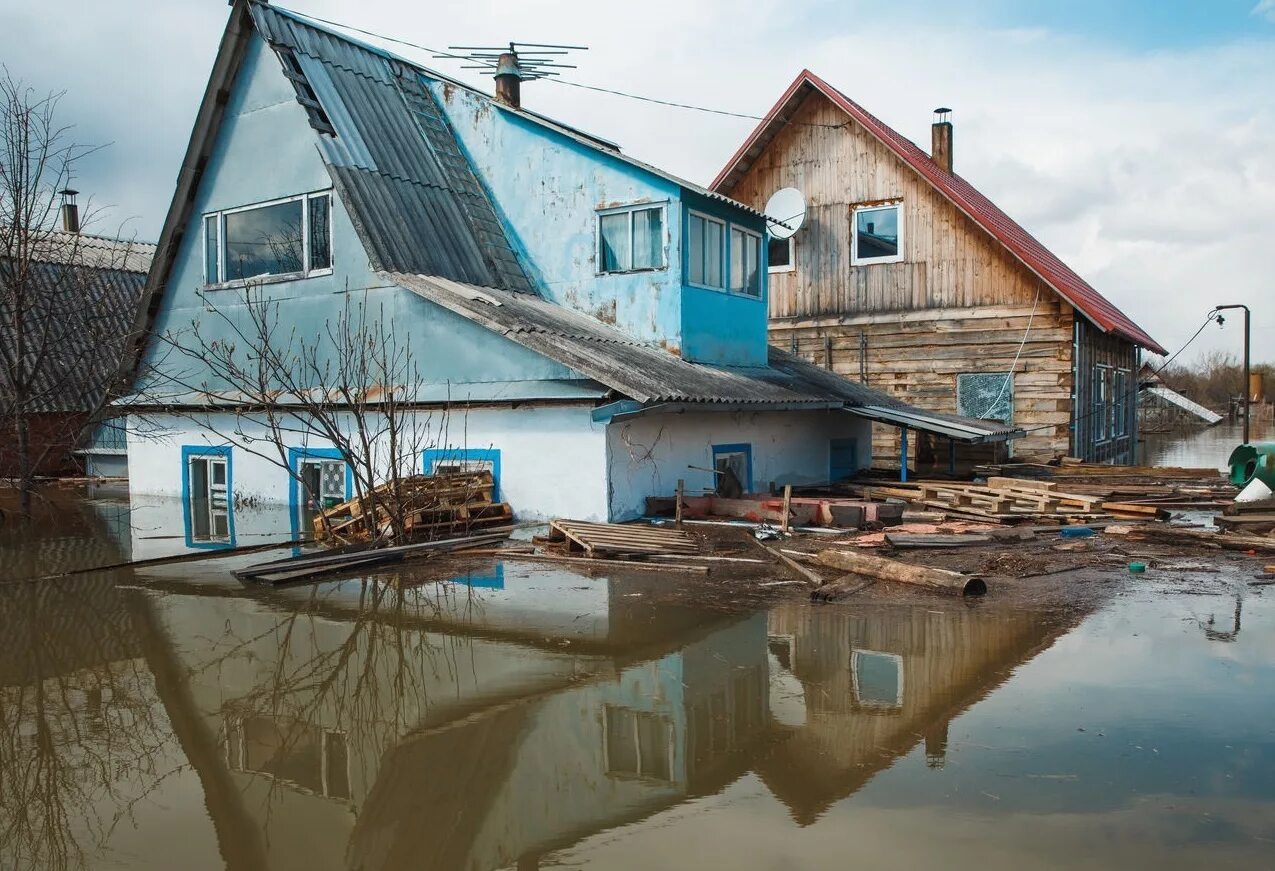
[{"x1": 900, "y1": 426, "x2": 909, "y2": 483}]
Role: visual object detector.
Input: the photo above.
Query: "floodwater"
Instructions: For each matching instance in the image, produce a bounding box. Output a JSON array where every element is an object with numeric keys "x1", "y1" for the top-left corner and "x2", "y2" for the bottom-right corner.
[
  {"x1": 2, "y1": 490, "x2": 1274, "y2": 870},
  {"x1": 1139, "y1": 420, "x2": 1271, "y2": 472}
]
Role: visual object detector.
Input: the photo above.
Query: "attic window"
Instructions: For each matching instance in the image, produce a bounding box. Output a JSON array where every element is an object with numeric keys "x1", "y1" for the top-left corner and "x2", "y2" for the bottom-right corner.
[
  {"x1": 203, "y1": 191, "x2": 333, "y2": 286},
  {"x1": 851, "y1": 203, "x2": 903, "y2": 265},
  {"x1": 275, "y1": 47, "x2": 336, "y2": 135},
  {"x1": 597, "y1": 203, "x2": 666, "y2": 274}
]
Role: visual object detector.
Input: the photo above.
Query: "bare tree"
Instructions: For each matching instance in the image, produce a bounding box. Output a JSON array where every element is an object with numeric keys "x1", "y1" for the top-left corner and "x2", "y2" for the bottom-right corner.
[
  {"x1": 0, "y1": 71, "x2": 141, "y2": 515},
  {"x1": 138, "y1": 280, "x2": 486, "y2": 544}
]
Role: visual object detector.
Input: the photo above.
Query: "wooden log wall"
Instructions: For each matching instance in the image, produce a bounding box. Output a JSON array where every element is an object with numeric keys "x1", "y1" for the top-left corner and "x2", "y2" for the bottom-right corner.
[
  {"x1": 771, "y1": 301, "x2": 1075, "y2": 467},
  {"x1": 722, "y1": 87, "x2": 1108, "y2": 468}
]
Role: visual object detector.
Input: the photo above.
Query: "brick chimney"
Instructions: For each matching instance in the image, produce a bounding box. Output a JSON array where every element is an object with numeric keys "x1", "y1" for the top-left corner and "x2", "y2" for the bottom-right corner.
[
  {"x1": 931, "y1": 108, "x2": 953, "y2": 174},
  {"x1": 494, "y1": 52, "x2": 521, "y2": 108},
  {"x1": 59, "y1": 188, "x2": 80, "y2": 233}
]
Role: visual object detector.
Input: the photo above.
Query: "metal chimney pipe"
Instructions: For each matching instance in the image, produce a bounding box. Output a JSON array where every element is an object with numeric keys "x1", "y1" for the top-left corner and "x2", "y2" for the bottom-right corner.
[
  {"x1": 494, "y1": 52, "x2": 522, "y2": 108},
  {"x1": 931, "y1": 108, "x2": 953, "y2": 174},
  {"x1": 59, "y1": 188, "x2": 80, "y2": 233}
]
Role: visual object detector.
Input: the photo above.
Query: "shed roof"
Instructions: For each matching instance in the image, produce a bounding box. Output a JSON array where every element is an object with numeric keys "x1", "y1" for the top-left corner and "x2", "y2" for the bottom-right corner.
[
  {"x1": 712, "y1": 70, "x2": 1167, "y2": 356},
  {"x1": 2, "y1": 231, "x2": 153, "y2": 414},
  {"x1": 389, "y1": 272, "x2": 1020, "y2": 442}
]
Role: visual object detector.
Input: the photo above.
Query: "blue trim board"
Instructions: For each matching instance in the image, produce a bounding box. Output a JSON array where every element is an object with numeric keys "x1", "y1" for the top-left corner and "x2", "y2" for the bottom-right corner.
[
  {"x1": 711, "y1": 442, "x2": 753, "y2": 492},
  {"x1": 287, "y1": 446, "x2": 354, "y2": 539},
  {"x1": 422, "y1": 447, "x2": 501, "y2": 499},
  {"x1": 180, "y1": 444, "x2": 235, "y2": 550},
  {"x1": 452, "y1": 564, "x2": 505, "y2": 590}
]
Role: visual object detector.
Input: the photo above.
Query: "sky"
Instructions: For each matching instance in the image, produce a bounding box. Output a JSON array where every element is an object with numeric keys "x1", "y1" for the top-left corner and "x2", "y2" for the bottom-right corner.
[{"x1": 4, "y1": 0, "x2": 1273, "y2": 365}]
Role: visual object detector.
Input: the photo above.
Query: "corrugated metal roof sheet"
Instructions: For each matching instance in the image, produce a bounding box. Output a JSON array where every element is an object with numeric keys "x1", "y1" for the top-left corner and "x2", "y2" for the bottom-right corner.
[
  {"x1": 712, "y1": 70, "x2": 1167, "y2": 355},
  {"x1": 1, "y1": 238, "x2": 150, "y2": 414},
  {"x1": 388, "y1": 271, "x2": 1019, "y2": 442},
  {"x1": 252, "y1": 3, "x2": 533, "y2": 293},
  {"x1": 1143, "y1": 386, "x2": 1223, "y2": 424}
]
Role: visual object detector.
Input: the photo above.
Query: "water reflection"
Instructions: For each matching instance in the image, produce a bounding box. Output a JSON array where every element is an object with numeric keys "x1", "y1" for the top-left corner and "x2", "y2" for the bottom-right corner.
[
  {"x1": 2, "y1": 543, "x2": 1273, "y2": 868},
  {"x1": 1139, "y1": 420, "x2": 1271, "y2": 471}
]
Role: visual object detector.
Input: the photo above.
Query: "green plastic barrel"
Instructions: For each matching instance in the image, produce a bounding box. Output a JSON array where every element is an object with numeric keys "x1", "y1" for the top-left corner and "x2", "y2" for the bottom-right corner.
[{"x1": 1227, "y1": 442, "x2": 1275, "y2": 488}]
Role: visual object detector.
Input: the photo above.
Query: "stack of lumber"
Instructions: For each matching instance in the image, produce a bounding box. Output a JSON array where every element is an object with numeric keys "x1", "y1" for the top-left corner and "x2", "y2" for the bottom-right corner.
[
  {"x1": 645, "y1": 493, "x2": 903, "y2": 529},
  {"x1": 844, "y1": 477, "x2": 1170, "y2": 524},
  {"x1": 540, "y1": 519, "x2": 699, "y2": 558},
  {"x1": 972, "y1": 461, "x2": 1234, "y2": 509},
  {"x1": 315, "y1": 471, "x2": 512, "y2": 544}
]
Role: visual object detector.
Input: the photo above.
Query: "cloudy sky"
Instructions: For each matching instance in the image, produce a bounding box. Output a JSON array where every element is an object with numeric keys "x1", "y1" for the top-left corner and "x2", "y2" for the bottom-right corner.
[{"x1": 5, "y1": 0, "x2": 1273, "y2": 364}]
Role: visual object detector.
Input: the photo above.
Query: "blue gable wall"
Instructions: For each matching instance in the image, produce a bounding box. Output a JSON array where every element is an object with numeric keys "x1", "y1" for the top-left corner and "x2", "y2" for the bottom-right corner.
[
  {"x1": 431, "y1": 82, "x2": 769, "y2": 367},
  {"x1": 433, "y1": 83, "x2": 686, "y2": 353},
  {"x1": 140, "y1": 34, "x2": 586, "y2": 400}
]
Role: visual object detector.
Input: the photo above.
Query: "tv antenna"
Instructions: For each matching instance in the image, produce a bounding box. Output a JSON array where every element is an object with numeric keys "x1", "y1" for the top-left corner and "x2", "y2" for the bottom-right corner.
[{"x1": 439, "y1": 42, "x2": 588, "y2": 81}]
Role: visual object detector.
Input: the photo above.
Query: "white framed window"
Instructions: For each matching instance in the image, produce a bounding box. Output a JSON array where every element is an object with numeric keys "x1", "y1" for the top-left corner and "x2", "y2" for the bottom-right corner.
[
  {"x1": 187, "y1": 454, "x2": 230, "y2": 542},
  {"x1": 203, "y1": 190, "x2": 333, "y2": 286},
  {"x1": 729, "y1": 226, "x2": 762, "y2": 297},
  {"x1": 768, "y1": 235, "x2": 794, "y2": 273},
  {"x1": 851, "y1": 202, "x2": 903, "y2": 265},
  {"x1": 597, "y1": 203, "x2": 666, "y2": 274},
  {"x1": 603, "y1": 705, "x2": 673, "y2": 783},
  {"x1": 686, "y1": 210, "x2": 726, "y2": 289}
]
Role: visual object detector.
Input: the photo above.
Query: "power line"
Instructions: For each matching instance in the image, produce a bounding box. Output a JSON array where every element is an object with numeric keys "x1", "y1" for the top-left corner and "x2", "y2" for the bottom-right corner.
[{"x1": 288, "y1": 10, "x2": 847, "y2": 129}]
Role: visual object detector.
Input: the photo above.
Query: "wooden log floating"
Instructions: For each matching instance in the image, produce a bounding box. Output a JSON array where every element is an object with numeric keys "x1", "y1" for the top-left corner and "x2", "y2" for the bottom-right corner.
[{"x1": 815, "y1": 548, "x2": 987, "y2": 596}]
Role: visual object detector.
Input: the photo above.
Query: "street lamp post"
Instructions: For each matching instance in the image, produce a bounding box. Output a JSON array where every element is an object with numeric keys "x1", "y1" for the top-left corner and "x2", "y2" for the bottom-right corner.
[{"x1": 1214, "y1": 305, "x2": 1251, "y2": 445}]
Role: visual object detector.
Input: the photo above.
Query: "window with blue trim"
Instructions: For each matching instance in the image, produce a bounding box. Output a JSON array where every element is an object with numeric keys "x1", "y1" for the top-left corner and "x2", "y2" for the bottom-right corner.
[
  {"x1": 288, "y1": 447, "x2": 351, "y2": 538},
  {"x1": 183, "y1": 446, "x2": 234, "y2": 548},
  {"x1": 711, "y1": 443, "x2": 752, "y2": 497},
  {"x1": 423, "y1": 448, "x2": 501, "y2": 499}
]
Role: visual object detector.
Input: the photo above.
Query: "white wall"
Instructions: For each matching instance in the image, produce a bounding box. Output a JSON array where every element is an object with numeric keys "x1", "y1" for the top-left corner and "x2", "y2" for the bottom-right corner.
[
  {"x1": 606, "y1": 409, "x2": 872, "y2": 520},
  {"x1": 126, "y1": 404, "x2": 610, "y2": 522}
]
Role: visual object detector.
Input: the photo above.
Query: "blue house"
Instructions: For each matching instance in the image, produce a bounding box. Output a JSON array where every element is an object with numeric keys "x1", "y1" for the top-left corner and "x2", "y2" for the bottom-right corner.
[{"x1": 124, "y1": 0, "x2": 1014, "y2": 538}]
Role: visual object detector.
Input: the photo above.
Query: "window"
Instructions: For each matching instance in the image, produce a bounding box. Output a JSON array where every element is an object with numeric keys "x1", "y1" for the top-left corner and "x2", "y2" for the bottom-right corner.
[
  {"x1": 730, "y1": 226, "x2": 762, "y2": 296},
  {"x1": 687, "y1": 211, "x2": 725, "y2": 289},
  {"x1": 227, "y1": 716, "x2": 350, "y2": 799},
  {"x1": 851, "y1": 202, "x2": 903, "y2": 265},
  {"x1": 711, "y1": 443, "x2": 752, "y2": 497},
  {"x1": 183, "y1": 446, "x2": 232, "y2": 547},
  {"x1": 604, "y1": 706, "x2": 673, "y2": 782},
  {"x1": 957, "y1": 372, "x2": 1013, "y2": 424},
  {"x1": 598, "y1": 204, "x2": 665, "y2": 274},
  {"x1": 1093, "y1": 366, "x2": 1110, "y2": 442},
  {"x1": 203, "y1": 192, "x2": 332, "y2": 285},
  {"x1": 768, "y1": 235, "x2": 794, "y2": 273},
  {"x1": 423, "y1": 447, "x2": 501, "y2": 499},
  {"x1": 852, "y1": 650, "x2": 904, "y2": 709},
  {"x1": 1113, "y1": 369, "x2": 1128, "y2": 437}
]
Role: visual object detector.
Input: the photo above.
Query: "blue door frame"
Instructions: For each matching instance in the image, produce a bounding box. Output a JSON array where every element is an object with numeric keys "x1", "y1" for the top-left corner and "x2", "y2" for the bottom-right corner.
[
  {"x1": 287, "y1": 447, "x2": 354, "y2": 539},
  {"x1": 181, "y1": 444, "x2": 235, "y2": 550},
  {"x1": 422, "y1": 447, "x2": 501, "y2": 499}
]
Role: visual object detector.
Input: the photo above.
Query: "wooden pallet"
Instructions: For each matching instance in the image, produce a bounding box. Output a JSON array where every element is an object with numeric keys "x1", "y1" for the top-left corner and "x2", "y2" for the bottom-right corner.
[{"x1": 546, "y1": 519, "x2": 698, "y2": 557}]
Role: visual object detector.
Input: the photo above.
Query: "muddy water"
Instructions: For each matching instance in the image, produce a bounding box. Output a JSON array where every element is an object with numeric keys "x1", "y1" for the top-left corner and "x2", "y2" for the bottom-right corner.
[
  {"x1": 1139, "y1": 420, "x2": 1272, "y2": 471},
  {"x1": 1, "y1": 492, "x2": 1274, "y2": 869}
]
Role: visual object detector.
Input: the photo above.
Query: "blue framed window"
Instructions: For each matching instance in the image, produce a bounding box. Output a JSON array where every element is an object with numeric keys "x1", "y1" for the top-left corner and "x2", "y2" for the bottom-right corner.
[
  {"x1": 422, "y1": 447, "x2": 501, "y2": 499},
  {"x1": 711, "y1": 443, "x2": 752, "y2": 494},
  {"x1": 829, "y1": 437, "x2": 859, "y2": 483},
  {"x1": 181, "y1": 445, "x2": 235, "y2": 549},
  {"x1": 288, "y1": 447, "x2": 353, "y2": 539}
]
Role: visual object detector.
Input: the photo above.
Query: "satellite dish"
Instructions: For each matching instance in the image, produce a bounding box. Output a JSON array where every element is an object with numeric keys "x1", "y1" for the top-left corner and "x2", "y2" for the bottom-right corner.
[{"x1": 764, "y1": 187, "x2": 806, "y2": 240}]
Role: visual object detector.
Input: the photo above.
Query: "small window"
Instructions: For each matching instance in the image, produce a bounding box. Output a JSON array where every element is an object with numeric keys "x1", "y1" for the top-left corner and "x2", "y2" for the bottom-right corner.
[
  {"x1": 203, "y1": 191, "x2": 333, "y2": 286},
  {"x1": 597, "y1": 204, "x2": 665, "y2": 274},
  {"x1": 1093, "y1": 366, "x2": 1109, "y2": 442},
  {"x1": 957, "y1": 372, "x2": 1013, "y2": 424},
  {"x1": 768, "y1": 235, "x2": 794, "y2": 273},
  {"x1": 1113, "y1": 369, "x2": 1129, "y2": 437},
  {"x1": 852, "y1": 203, "x2": 903, "y2": 265},
  {"x1": 852, "y1": 650, "x2": 903, "y2": 709},
  {"x1": 730, "y1": 227, "x2": 761, "y2": 296},
  {"x1": 604, "y1": 706, "x2": 672, "y2": 782},
  {"x1": 711, "y1": 443, "x2": 751, "y2": 497},
  {"x1": 204, "y1": 215, "x2": 220, "y2": 284},
  {"x1": 185, "y1": 449, "x2": 231, "y2": 545},
  {"x1": 687, "y1": 212, "x2": 725, "y2": 289}
]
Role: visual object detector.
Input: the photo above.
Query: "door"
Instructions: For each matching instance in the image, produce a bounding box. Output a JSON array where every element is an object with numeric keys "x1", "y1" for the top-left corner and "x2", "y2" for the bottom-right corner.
[{"x1": 829, "y1": 437, "x2": 859, "y2": 483}]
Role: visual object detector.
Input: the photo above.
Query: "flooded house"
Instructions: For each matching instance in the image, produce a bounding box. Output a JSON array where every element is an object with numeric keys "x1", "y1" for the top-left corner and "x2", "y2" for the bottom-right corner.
[
  {"x1": 0, "y1": 196, "x2": 154, "y2": 479},
  {"x1": 711, "y1": 71, "x2": 1166, "y2": 469},
  {"x1": 1138, "y1": 363, "x2": 1223, "y2": 433},
  {"x1": 120, "y1": 1, "x2": 1018, "y2": 538}
]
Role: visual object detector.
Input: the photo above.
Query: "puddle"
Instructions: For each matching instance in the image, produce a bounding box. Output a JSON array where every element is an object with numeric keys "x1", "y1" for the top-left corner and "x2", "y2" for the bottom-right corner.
[{"x1": 1, "y1": 490, "x2": 1273, "y2": 869}]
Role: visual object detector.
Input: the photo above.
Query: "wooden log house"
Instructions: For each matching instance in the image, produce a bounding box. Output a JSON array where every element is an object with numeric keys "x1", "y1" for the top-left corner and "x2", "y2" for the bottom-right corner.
[{"x1": 713, "y1": 71, "x2": 1167, "y2": 469}]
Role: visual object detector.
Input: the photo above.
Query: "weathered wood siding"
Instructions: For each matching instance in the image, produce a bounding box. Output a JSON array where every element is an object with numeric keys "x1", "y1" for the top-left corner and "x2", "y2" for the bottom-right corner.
[
  {"x1": 1073, "y1": 319, "x2": 1139, "y2": 463},
  {"x1": 724, "y1": 89, "x2": 1095, "y2": 467}
]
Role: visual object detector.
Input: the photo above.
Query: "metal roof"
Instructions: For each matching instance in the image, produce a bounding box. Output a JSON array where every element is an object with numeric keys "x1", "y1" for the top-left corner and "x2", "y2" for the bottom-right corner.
[
  {"x1": 263, "y1": 4, "x2": 768, "y2": 221},
  {"x1": 712, "y1": 70, "x2": 1167, "y2": 356},
  {"x1": 389, "y1": 271, "x2": 1020, "y2": 442},
  {"x1": 2, "y1": 232, "x2": 152, "y2": 414},
  {"x1": 1142, "y1": 386, "x2": 1223, "y2": 425},
  {"x1": 253, "y1": 3, "x2": 533, "y2": 292}
]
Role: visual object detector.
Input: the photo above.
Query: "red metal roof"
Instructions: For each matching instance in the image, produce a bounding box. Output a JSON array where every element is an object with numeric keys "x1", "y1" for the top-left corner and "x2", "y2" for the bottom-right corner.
[{"x1": 712, "y1": 70, "x2": 1167, "y2": 356}]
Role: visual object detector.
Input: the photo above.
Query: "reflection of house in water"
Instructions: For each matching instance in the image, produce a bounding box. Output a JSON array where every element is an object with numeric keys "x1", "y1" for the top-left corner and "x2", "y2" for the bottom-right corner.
[
  {"x1": 759, "y1": 601, "x2": 1071, "y2": 824},
  {"x1": 139, "y1": 558, "x2": 769, "y2": 870}
]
